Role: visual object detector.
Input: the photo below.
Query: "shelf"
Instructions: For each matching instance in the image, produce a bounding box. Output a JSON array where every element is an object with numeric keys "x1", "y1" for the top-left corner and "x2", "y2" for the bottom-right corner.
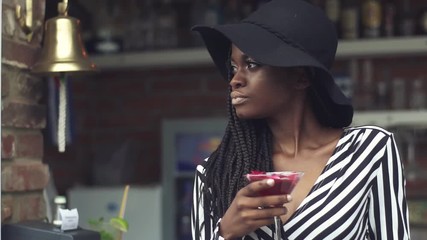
[
  {"x1": 352, "y1": 110, "x2": 427, "y2": 129},
  {"x1": 90, "y1": 36, "x2": 427, "y2": 70},
  {"x1": 336, "y1": 36, "x2": 427, "y2": 59},
  {"x1": 91, "y1": 48, "x2": 212, "y2": 70}
]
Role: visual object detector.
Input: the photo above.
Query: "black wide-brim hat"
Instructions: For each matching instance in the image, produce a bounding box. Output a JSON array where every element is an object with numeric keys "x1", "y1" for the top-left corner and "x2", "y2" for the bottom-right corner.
[{"x1": 192, "y1": 0, "x2": 353, "y2": 128}]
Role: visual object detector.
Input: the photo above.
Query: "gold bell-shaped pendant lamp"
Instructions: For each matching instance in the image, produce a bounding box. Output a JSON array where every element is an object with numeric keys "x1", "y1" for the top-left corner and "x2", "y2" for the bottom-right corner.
[
  {"x1": 33, "y1": 0, "x2": 96, "y2": 153},
  {"x1": 32, "y1": 0, "x2": 95, "y2": 73}
]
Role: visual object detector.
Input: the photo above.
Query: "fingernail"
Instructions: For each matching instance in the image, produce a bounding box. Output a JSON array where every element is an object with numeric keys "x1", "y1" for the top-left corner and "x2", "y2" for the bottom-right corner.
[
  {"x1": 287, "y1": 195, "x2": 293, "y2": 202},
  {"x1": 266, "y1": 179, "x2": 274, "y2": 186}
]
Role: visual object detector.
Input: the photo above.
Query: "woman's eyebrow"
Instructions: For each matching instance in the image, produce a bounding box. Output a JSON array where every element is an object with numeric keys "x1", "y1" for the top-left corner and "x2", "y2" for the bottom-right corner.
[{"x1": 230, "y1": 53, "x2": 252, "y2": 63}]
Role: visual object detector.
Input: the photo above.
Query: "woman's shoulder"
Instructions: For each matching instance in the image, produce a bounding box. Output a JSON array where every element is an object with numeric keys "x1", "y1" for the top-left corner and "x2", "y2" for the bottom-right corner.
[
  {"x1": 339, "y1": 125, "x2": 395, "y2": 150},
  {"x1": 344, "y1": 125, "x2": 393, "y2": 138}
]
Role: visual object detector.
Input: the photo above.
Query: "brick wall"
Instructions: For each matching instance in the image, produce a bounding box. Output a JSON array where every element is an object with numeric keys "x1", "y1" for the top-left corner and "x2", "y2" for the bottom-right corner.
[
  {"x1": 1, "y1": 0, "x2": 48, "y2": 223},
  {"x1": 43, "y1": 66, "x2": 228, "y2": 194}
]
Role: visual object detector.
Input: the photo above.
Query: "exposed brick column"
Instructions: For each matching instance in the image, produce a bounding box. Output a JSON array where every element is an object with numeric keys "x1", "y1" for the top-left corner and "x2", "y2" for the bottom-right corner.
[{"x1": 2, "y1": 0, "x2": 48, "y2": 223}]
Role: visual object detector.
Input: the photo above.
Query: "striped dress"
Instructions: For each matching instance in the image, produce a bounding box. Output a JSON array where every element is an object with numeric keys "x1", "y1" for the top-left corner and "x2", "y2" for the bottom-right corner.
[{"x1": 192, "y1": 126, "x2": 411, "y2": 240}]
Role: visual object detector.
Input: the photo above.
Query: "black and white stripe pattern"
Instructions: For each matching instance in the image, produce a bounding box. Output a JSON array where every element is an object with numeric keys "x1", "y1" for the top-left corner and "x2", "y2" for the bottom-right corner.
[{"x1": 191, "y1": 126, "x2": 411, "y2": 240}]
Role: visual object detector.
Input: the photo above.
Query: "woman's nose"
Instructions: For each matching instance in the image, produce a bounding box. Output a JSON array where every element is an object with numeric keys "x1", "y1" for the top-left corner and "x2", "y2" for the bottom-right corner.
[{"x1": 229, "y1": 72, "x2": 246, "y2": 90}]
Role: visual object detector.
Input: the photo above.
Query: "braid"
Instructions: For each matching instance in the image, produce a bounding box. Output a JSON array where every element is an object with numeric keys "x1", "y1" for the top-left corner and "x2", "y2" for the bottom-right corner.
[{"x1": 202, "y1": 89, "x2": 274, "y2": 224}]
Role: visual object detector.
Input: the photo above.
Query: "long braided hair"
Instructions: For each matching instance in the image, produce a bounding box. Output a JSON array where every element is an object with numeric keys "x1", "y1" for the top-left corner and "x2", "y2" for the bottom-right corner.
[{"x1": 201, "y1": 51, "x2": 276, "y2": 224}]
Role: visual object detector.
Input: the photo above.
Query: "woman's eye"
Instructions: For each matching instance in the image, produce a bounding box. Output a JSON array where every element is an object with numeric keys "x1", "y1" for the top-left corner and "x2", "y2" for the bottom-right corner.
[
  {"x1": 229, "y1": 60, "x2": 259, "y2": 75},
  {"x1": 230, "y1": 64, "x2": 238, "y2": 74},
  {"x1": 247, "y1": 61, "x2": 259, "y2": 69}
]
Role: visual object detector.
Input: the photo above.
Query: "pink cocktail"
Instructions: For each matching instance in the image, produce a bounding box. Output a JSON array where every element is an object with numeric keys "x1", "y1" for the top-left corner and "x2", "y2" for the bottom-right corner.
[{"x1": 245, "y1": 171, "x2": 303, "y2": 196}]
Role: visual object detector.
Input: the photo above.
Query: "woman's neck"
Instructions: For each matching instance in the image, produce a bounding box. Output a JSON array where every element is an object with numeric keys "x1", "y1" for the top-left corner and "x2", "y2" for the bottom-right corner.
[{"x1": 267, "y1": 105, "x2": 341, "y2": 159}]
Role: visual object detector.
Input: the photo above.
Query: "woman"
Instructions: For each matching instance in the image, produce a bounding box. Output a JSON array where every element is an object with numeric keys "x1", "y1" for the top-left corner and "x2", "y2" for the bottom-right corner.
[{"x1": 191, "y1": 0, "x2": 410, "y2": 239}]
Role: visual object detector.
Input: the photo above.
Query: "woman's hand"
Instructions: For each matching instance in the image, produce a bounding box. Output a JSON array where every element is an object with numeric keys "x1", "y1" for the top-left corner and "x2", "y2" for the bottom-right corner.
[{"x1": 219, "y1": 179, "x2": 292, "y2": 239}]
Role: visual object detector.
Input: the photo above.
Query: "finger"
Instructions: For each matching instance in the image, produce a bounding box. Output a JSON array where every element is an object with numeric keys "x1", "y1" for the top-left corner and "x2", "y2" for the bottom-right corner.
[
  {"x1": 254, "y1": 194, "x2": 293, "y2": 208},
  {"x1": 236, "y1": 194, "x2": 292, "y2": 210},
  {"x1": 240, "y1": 179, "x2": 275, "y2": 196}
]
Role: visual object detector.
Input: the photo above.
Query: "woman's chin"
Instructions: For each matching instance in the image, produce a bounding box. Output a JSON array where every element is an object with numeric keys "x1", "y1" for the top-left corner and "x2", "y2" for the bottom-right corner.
[
  {"x1": 236, "y1": 111, "x2": 263, "y2": 120},
  {"x1": 236, "y1": 111, "x2": 249, "y2": 119}
]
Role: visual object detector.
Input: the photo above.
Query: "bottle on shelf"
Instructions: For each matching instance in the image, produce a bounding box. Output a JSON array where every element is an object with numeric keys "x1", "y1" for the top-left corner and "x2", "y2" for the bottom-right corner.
[
  {"x1": 341, "y1": 0, "x2": 360, "y2": 40},
  {"x1": 190, "y1": 0, "x2": 223, "y2": 47},
  {"x1": 154, "y1": 0, "x2": 178, "y2": 49},
  {"x1": 416, "y1": 6, "x2": 427, "y2": 35},
  {"x1": 204, "y1": 0, "x2": 223, "y2": 25},
  {"x1": 348, "y1": 59, "x2": 359, "y2": 106},
  {"x1": 376, "y1": 80, "x2": 389, "y2": 110},
  {"x1": 123, "y1": 0, "x2": 157, "y2": 52},
  {"x1": 191, "y1": 0, "x2": 206, "y2": 46},
  {"x1": 382, "y1": 0, "x2": 396, "y2": 37},
  {"x1": 139, "y1": 0, "x2": 157, "y2": 51},
  {"x1": 376, "y1": 69, "x2": 390, "y2": 110},
  {"x1": 122, "y1": 0, "x2": 140, "y2": 52},
  {"x1": 352, "y1": 59, "x2": 374, "y2": 110},
  {"x1": 391, "y1": 77, "x2": 407, "y2": 110},
  {"x1": 358, "y1": 59, "x2": 375, "y2": 110},
  {"x1": 397, "y1": 0, "x2": 415, "y2": 36},
  {"x1": 173, "y1": 0, "x2": 194, "y2": 48},
  {"x1": 361, "y1": 0, "x2": 382, "y2": 38},
  {"x1": 325, "y1": 0, "x2": 341, "y2": 38},
  {"x1": 409, "y1": 78, "x2": 426, "y2": 110},
  {"x1": 93, "y1": 4, "x2": 122, "y2": 54}
]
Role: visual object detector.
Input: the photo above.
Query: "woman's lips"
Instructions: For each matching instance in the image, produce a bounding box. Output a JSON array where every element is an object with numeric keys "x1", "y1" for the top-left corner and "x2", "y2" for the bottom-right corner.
[
  {"x1": 231, "y1": 92, "x2": 248, "y2": 105},
  {"x1": 231, "y1": 96, "x2": 248, "y2": 105}
]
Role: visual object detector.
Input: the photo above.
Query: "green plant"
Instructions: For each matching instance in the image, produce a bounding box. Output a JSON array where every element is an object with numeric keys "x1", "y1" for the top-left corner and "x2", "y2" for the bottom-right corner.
[{"x1": 88, "y1": 217, "x2": 129, "y2": 240}]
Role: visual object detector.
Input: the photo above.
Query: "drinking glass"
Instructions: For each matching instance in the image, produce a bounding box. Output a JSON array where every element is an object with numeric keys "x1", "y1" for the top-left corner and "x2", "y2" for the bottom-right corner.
[{"x1": 245, "y1": 171, "x2": 304, "y2": 240}]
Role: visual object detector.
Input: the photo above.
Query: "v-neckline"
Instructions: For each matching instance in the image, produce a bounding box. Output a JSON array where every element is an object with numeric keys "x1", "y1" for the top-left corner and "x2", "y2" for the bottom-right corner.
[{"x1": 281, "y1": 129, "x2": 349, "y2": 226}]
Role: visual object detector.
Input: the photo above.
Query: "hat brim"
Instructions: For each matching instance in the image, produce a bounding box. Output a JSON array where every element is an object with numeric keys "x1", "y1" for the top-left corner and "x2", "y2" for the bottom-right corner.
[
  {"x1": 192, "y1": 23, "x2": 353, "y2": 127},
  {"x1": 194, "y1": 23, "x2": 328, "y2": 77}
]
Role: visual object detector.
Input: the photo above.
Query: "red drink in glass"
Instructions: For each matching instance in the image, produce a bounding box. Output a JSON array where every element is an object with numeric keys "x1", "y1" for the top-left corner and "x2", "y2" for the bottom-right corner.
[{"x1": 246, "y1": 171, "x2": 303, "y2": 196}]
